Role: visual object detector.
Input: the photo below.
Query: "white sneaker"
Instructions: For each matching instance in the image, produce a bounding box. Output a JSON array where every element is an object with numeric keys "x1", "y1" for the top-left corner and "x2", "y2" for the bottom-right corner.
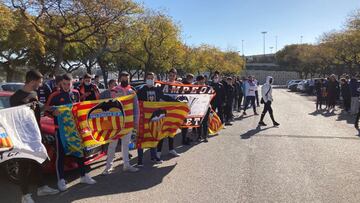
[
  {"x1": 123, "y1": 165, "x2": 139, "y2": 172},
  {"x1": 21, "y1": 194, "x2": 34, "y2": 203},
  {"x1": 169, "y1": 149, "x2": 180, "y2": 157},
  {"x1": 157, "y1": 152, "x2": 161, "y2": 158},
  {"x1": 37, "y1": 185, "x2": 59, "y2": 196},
  {"x1": 57, "y1": 179, "x2": 67, "y2": 192},
  {"x1": 80, "y1": 174, "x2": 97, "y2": 185},
  {"x1": 102, "y1": 167, "x2": 115, "y2": 175}
]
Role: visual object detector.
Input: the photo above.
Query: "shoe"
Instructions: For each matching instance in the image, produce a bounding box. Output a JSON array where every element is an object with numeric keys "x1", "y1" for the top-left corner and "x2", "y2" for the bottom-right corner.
[
  {"x1": 203, "y1": 138, "x2": 208, "y2": 143},
  {"x1": 273, "y1": 122, "x2": 280, "y2": 126},
  {"x1": 169, "y1": 149, "x2": 180, "y2": 157},
  {"x1": 222, "y1": 126, "x2": 227, "y2": 129},
  {"x1": 136, "y1": 162, "x2": 144, "y2": 168},
  {"x1": 225, "y1": 122, "x2": 233, "y2": 126},
  {"x1": 21, "y1": 194, "x2": 34, "y2": 203},
  {"x1": 123, "y1": 165, "x2": 139, "y2": 172},
  {"x1": 258, "y1": 121, "x2": 267, "y2": 126},
  {"x1": 80, "y1": 174, "x2": 97, "y2": 185},
  {"x1": 157, "y1": 152, "x2": 161, "y2": 159},
  {"x1": 254, "y1": 112, "x2": 259, "y2": 115},
  {"x1": 102, "y1": 167, "x2": 115, "y2": 175},
  {"x1": 242, "y1": 112, "x2": 247, "y2": 115},
  {"x1": 57, "y1": 179, "x2": 67, "y2": 192},
  {"x1": 355, "y1": 124, "x2": 359, "y2": 129},
  {"x1": 151, "y1": 158, "x2": 163, "y2": 164},
  {"x1": 37, "y1": 185, "x2": 59, "y2": 196}
]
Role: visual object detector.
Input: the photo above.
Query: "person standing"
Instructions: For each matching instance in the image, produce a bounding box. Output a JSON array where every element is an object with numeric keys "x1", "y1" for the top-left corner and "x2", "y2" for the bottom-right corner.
[
  {"x1": 210, "y1": 72, "x2": 225, "y2": 123},
  {"x1": 99, "y1": 79, "x2": 117, "y2": 99},
  {"x1": 180, "y1": 73, "x2": 195, "y2": 145},
  {"x1": 340, "y1": 78, "x2": 351, "y2": 112},
  {"x1": 78, "y1": 73, "x2": 100, "y2": 101},
  {"x1": 315, "y1": 79, "x2": 324, "y2": 110},
  {"x1": 136, "y1": 72, "x2": 175, "y2": 166},
  {"x1": 10, "y1": 70, "x2": 59, "y2": 203},
  {"x1": 349, "y1": 76, "x2": 359, "y2": 115},
  {"x1": 46, "y1": 74, "x2": 97, "y2": 191},
  {"x1": 258, "y1": 76, "x2": 280, "y2": 126},
  {"x1": 93, "y1": 75, "x2": 105, "y2": 89},
  {"x1": 157, "y1": 68, "x2": 181, "y2": 158},
  {"x1": 37, "y1": 81, "x2": 52, "y2": 104},
  {"x1": 243, "y1": 76, "x2": 258, "y2": 116},
  {"x1": 327, "y1": 74, "x2": 340, "y2": 111},
  {"x1": 194, "y1": 75, "x2": 210, "y2": 142},
  {"x1": 237, "y1": 77, "x2": 244, "y2": 112},
  {"x1": 254, "y1": 77, "x2": 260, "y2": 107},
  {"x1": 102, "y1": 71, "x2": 139, "y2": 174},
  {"x1": 223, "y1": 77, "x2": 235, "y2": 125}
]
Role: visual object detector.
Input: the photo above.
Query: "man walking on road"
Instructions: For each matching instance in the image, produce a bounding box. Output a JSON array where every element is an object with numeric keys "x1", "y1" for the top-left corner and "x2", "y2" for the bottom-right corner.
[
  {"x1": 258, "y1": 76, "x2": 280, "y2": 127},
  {"x1": 243, "y1": 76, "x2": 258, "y2": 116}
]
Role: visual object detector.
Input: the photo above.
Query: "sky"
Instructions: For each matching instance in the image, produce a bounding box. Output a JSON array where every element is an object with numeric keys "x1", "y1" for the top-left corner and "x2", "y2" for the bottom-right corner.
[{"x1": 136, "y1": 0, "x2": 360, "y2": 56}]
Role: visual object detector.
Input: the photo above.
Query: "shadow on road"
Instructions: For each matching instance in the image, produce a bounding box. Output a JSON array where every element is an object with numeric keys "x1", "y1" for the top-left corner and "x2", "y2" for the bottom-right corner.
[{"x1": 240, "y1": 126, "x2": 275, "y2": 139}]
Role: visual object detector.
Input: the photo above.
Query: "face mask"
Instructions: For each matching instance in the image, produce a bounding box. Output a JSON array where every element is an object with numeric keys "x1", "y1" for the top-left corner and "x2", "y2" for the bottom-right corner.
[
  {"x1": 213, "y1": 78, "x2": 219, "y2": 83},
  {"x1": 146, "y1": 79, "x2": 154, "y2": 86},
  {"x1": 121, "y1": 80, "x2": 128, "y2": 87},
  {"x1": 84, "y1": 82, "x2": 91, "y2": 86}
]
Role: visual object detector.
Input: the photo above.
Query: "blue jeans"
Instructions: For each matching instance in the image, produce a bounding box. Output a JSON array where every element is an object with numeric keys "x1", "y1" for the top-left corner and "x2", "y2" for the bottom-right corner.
[{"x1": 137, "y1": 148, "x2": 157, "y2": 164}]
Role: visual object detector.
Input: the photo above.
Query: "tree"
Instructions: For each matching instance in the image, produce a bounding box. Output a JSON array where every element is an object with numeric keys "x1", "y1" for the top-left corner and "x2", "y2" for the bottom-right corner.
[
  {"x1": 10, "y1": 0, "x2": 140, "y2": 73},
  {"x1": 0, "y1": 9, "x2": 45, "y2": 81}
]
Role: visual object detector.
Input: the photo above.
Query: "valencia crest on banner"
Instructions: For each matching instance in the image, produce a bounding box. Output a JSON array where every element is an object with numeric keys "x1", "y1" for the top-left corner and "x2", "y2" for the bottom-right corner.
[
  {"x1": 56, "y1": 94, "x2": 136, "y2": 157},
  {"x1": 137, "y1": 101, "x2": 190, "y2": 148}
]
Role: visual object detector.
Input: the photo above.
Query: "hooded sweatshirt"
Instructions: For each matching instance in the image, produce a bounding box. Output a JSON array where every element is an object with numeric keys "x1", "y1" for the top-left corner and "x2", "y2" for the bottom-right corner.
[{"x1": 261, "y1": 76, "x2": 273, "y2": 103}]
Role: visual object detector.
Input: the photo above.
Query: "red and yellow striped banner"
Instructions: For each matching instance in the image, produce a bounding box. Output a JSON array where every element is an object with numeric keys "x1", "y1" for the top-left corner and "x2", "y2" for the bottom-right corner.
[
  {"x1": 73, "y1": 94, "x2": 135, "y2": 147},
  {"x1": 137, "y1": 101, "x2": 190, "y2": 148},
  {"x1": 208, "y1": 109, "x2": 223, "y2": 135}
]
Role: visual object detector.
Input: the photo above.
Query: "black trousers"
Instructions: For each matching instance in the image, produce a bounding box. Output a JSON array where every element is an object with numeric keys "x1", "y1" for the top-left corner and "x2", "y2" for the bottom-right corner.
[
  {"x1": 238, "y1": 93, "x2": 244, "y2": 110},
  {"x1": 212, "y1": 103, "x2": 224, "y2": 123},
  {"x1": 196, "y1": 109, "x2": 210, "y2": 140},
  {"x1": 316, "y1": 95, "x2": 323, "y2": 109},
  {"x1": 255, "y1": 91, "x2": 260, "y2": 106},
  {"x1": 157, "y1": 137, "x2": 174, "y2": 152},
  {"x1": 244, "y1": 96, "x2": 256, "y2": 113},
  {"x1": 19, "y1": 159, "x2": 45, "y2": 194},
  {"x1": 224, "y1": 102, "x2": 233, "y2": 122},
  {"x1": 260, "y1": 101, "x2": 276, "y2": 123},
  {"x1": 343, "y1": 96, "x2": 351, "y2": 112}
]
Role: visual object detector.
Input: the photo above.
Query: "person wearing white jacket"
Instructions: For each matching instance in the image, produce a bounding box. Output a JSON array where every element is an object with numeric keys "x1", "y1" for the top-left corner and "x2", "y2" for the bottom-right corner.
[{"x1": 258, "y1": 76, "x2": 280, "y2": 126}]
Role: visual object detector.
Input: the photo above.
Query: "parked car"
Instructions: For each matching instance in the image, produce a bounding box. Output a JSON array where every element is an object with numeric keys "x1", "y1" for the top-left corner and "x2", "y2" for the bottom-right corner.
[
  {"x1": 0, "y1": 82, "x2": 24, "y2": 92},
  {"x1": 289, "y1": 81, "x2": 301, "y2": 91},
  {"x1": 0, "y1": 91, "x2": 106, "y2": 182},
  {"x1": 287, "y1": 80, "x2": 302, "y2": 89},
  {"x1": 297, "y1": 80, "x2": 308, "y2": 92}
]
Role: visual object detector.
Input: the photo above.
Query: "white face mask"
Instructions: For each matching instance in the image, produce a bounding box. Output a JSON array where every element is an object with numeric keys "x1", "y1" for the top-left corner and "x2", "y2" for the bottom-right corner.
[
  {"x1": 213, "y1": 78, "x2": 219, "y2": 83},
  {"x1": 146, "y1": 79, "x2": 154, "y2": 86}
]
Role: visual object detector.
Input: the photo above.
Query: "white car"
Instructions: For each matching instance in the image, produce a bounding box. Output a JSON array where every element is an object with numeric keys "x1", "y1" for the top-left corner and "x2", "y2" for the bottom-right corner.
[
  {"x1": 297, "y1": 80, "x2": 307, "y2": 92},
  {"x1": 0, "y1": 82, "x2": 24, "y2": 92},
  {"x1": 287, "y1": 80, "x2": 302, "y2": 89}
]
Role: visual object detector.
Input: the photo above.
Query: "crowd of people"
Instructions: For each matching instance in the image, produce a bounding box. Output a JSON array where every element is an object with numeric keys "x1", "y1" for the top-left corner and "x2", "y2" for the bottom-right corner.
[{"x1": 7, "y1": 68, "x2": 279, "y2": 203}]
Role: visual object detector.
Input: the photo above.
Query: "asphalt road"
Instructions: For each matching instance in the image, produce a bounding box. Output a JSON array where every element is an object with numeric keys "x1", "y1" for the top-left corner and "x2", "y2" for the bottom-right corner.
[{"x1": 2, "y1": 88, "x2": 360, "y2": 203}]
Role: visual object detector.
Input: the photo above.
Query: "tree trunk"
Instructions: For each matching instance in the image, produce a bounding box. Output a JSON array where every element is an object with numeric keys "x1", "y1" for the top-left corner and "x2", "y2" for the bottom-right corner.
[
  {"x1": 54, "y1": 39, "x2": 65, "y2": 74},
  {"x1": 4, "y1": 64, "x2": 15, "y2": 82},
  {"x1": 97, "y1": 57, "x2": 108, "y2": 88}
]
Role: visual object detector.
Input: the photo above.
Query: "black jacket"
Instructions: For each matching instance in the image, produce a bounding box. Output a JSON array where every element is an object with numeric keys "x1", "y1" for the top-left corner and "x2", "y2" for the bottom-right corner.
[
  {"x1": 137, "y1": 85, "x2": 175, "y2": 102},
  {"x1": 210, "y1": 82, "x2": 225, "y2": 107}
]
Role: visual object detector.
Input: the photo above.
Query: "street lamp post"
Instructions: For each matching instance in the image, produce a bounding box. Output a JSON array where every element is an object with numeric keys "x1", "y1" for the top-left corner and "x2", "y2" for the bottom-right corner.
[
  {"x1": 269, "y1": 46, "x2": 274, "y2": 54},
  {"x1": 300, "y1": 35, "x2": 303, "y2": 44},
  {"x1": 241, "y1": 40, "x2": 244, "y2": 56},
  {"x1": 261, "y1": 31, "x2": 267, "y2": 56},
  {"x1": 275, "y1": 36, "x2": 278, "y2": 53}
]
